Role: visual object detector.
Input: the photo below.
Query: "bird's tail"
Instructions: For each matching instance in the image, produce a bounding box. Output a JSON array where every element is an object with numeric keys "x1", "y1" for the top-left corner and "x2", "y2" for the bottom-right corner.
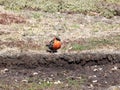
[{"x1": 46, "y1": 44, "x2": 49, "y2": 47}]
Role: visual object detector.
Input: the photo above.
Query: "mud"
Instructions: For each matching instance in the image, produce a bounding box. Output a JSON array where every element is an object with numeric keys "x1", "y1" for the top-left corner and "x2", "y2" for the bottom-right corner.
[{"x1": 0, "y1": 52, "x2": 120, "y2": 69}]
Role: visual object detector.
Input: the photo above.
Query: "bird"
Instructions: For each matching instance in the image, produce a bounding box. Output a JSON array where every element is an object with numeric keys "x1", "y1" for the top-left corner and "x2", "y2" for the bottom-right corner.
[{"x1": 46, "y1": 37, "x2": 61, "y2": 53}]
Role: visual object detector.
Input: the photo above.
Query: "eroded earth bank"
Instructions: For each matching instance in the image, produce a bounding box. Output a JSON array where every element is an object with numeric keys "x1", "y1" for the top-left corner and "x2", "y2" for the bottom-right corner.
[{"x1": 0, "y1": 51, "x2": 120, "y2": 90}]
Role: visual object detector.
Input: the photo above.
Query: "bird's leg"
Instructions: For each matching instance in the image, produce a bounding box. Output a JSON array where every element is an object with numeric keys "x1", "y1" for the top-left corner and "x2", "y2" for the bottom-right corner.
[
  {"x1": 46, "y1": 49, "x2": 52, "y2": 53},
  {"x1": 46, "y1": 49, "x2": 57, "y2": 53},
  {"x1": 52, "y1": 50, "x2": 57, "y2": 53}
]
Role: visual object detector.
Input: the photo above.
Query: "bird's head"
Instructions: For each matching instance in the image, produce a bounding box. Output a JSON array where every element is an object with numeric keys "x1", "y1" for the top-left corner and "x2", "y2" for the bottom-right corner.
[{"x1": 54, "y1": 36, "x2": 61, "y2": 41}]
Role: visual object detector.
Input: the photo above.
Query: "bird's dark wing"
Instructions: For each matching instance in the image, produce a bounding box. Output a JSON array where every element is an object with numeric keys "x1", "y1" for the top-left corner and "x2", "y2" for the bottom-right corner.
[{"x1": 46, "y1": 40, "x2": 54, "y2": 50}]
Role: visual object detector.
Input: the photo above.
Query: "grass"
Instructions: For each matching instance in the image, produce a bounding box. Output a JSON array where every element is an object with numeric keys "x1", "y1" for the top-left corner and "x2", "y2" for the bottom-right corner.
[
  {"x1": 0, "y1": 0, "x2": 120, "y2": 18},
  {"x1": 0, "y1": 0, "x2": 120, "y2": 51},
  {"x1": 89, "y1": 22, "x2": 120, "y2": 32},
  {"x1": 106, "y1": 0, "x2": 120, "y2": 4},
  {"x1": 71, "y1": 36, "x2": 120, "y2": 51},
  {"x1": 0, "y1": 81, "x2": 53, "y2": 90},
  {"x1": 0, "y1": 9, "x2": 120, "y2": 52},
  {"x1": 0, "y1": 78, "x2": 86, "y2": 90},
  {"x1": 72, "y1": 44, "x2": 90, "y2": 51},
  {"x1": 31, "y1": 12, "x2": 42, "y2": 19},
  {"x1": 71, "y1": 24, "x2": 80, "y2": 29},
  {"x1": 66, "y1": 78, "x2": 85, "y2": 86}
]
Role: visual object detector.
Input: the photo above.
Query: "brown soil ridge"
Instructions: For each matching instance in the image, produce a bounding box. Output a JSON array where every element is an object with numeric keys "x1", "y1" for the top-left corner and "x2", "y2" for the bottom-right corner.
[
  {"x1": 0, "y1": 51, "x2": 120, "y2": 69},
  {"x1": 0, "y1": 13, "x2": 26, "y2": 25}
]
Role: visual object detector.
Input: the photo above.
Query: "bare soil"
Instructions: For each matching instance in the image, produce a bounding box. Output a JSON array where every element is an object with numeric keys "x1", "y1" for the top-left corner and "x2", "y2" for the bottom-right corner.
[
  {"x1": 0, "y1": 13, "x2": 26, "y2": 25},
  {"x1": 0, "y1": 51, "x2": 120, "y2": 90}
]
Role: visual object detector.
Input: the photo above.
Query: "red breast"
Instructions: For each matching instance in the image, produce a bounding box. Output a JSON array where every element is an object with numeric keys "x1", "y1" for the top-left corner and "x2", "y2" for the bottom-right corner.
[{"x1": 53, "y1": 39, "x2": 61, "y2": 50}]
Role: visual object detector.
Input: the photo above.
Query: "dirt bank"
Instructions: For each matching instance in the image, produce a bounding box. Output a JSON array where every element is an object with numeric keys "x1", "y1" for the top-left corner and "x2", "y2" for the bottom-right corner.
[
  {"x1": 0, "y1": 51, "x2": 120, "y2": 69},
  {"x1": 0, "y1": 51, "x2": 120, "y2": 90}
]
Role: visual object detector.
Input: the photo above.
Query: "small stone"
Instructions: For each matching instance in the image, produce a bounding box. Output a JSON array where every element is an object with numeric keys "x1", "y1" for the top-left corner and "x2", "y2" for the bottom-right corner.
[
  {"x1": 50, "y1": 74, "x2": 54, "y2": 77},
  {"x1": 47, "y1": 81, "x2": 50, "y2": 84},
  {"x1": 111, "y1": 66, "x2": 118, "y2": 71},
  {"x1": 88, "y1": 76, "x2": 92, "y2": 79},
  {"x1": 93, "y1": 75, "x2": 97, "y2": 78},
  {"x1": 39, "y1": 82, "x2": 41, "y2": 84},
  {"x1": 4, "y1": 68, "x2": 9, "y2": 72},
  {"x1": 15, "y1": 79, "x2": 18, "y2": 82},
  {"x1": 33, "y1": 72, "x2": 38, "y2": 75},
  {"x1": 54, "y1": 80, "x2": 61, "y2": 84},
  {"x1": 105, "y1": 81, "x2": 108, "y2": 84},
  {"x1": 98, "y1": 68, "x2": 103, "y2": 71},
  {"x1": 76, "y1": 76, "x2": 82, "y2": 79},
  {"x1": 94, "y1": 65, "x2": 97, "y2": 67},
  {"x1": 21, "y1": 79, "x2": 28, "y2": 83},
  {"x1": 90, "y1": 84, "x2": 94, "y2": 88},
  {"x1": 1, "y1": 68, "x2": 9, "y2": 73},
  {"x1": 92, "y1": 80, "x2": 97, "y2": 83},
  {"x1": 93, "y1": 69, "x2": 98, "y2": 72},
  {"x1": 68, "y1": 47, "x2": 72, "y2": 50}
]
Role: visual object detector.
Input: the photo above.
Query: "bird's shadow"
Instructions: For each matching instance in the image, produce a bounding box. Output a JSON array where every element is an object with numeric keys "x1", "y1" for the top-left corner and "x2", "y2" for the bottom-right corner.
[{"x1": 46, "y1": 49, "x2": 57, "y2": 53}]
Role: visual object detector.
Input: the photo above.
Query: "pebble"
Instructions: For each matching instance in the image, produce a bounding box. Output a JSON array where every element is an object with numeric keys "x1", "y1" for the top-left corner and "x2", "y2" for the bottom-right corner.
[
  {"x1": 47, "y1": 81, "x2": 50, "y2": 84},
  {"x1": 111, "y1": 66, "x2": 118, "y2": 71},
  {"x1": 54, "y1": 80, "x2": 61, "y2": 84},
  {"x1": 21, "y1": 79, "x2": 28, "y2": 83},
  {"x1": 50, "y1": 74, "x2": 54, "y2": 77},
  {"x1": 93, "y1": 68, "x2": 98, "y2": 72},
  {"x1": 93, "y1": 75, "x2": 97, "y2": 78},
  {"x1": 1, "y1": 68, "x2": 9, "y2": 73},
  {"x1": 39, "y1": 82, "x2": 42, "y2": 84},
  {"x1": 105, "y1": 81, "x2": 108, "y2": 84},
  {"x1": 92, "y1": 80, "x2": 97, "y2": 83},
  {"x1": 76, "y1": 76, "x2": 82, "y2": 79},
  {"x1": 90, "y1": 84, "x2": 94, "y2": 88},
  {"x1": 98, "y1": 67, "x2": 103, "y2": 71},
  {"x1": 33, "y1": 72, "x2": 38, "y2": 75}
]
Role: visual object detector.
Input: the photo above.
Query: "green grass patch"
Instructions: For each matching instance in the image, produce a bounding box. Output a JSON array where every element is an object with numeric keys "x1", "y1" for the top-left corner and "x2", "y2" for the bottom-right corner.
[
  {"x1": 31, "y1": 12, "x2": 42, "y2": 19},
  {"x1": 0, "y1": 81, "x2": 53, "y2": 90},
  {"x1": 90, "y1": 38, "x2": 114, "y2": 46},
  {"x1": 89, "y1": 22, "x2": 120, "y2": 32},
  {"x1": 0, "y1": 78, "x2": 86, "y2": 90},
  {"x1": 71, "y1": 24, "x2": 80, "y2": 29},
  {"x1": 71, "y1": 36, "x2": 120, "y2": 51},
  {"x1": 72, "y1": 44, "x2": 91, "y2": 51}
]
